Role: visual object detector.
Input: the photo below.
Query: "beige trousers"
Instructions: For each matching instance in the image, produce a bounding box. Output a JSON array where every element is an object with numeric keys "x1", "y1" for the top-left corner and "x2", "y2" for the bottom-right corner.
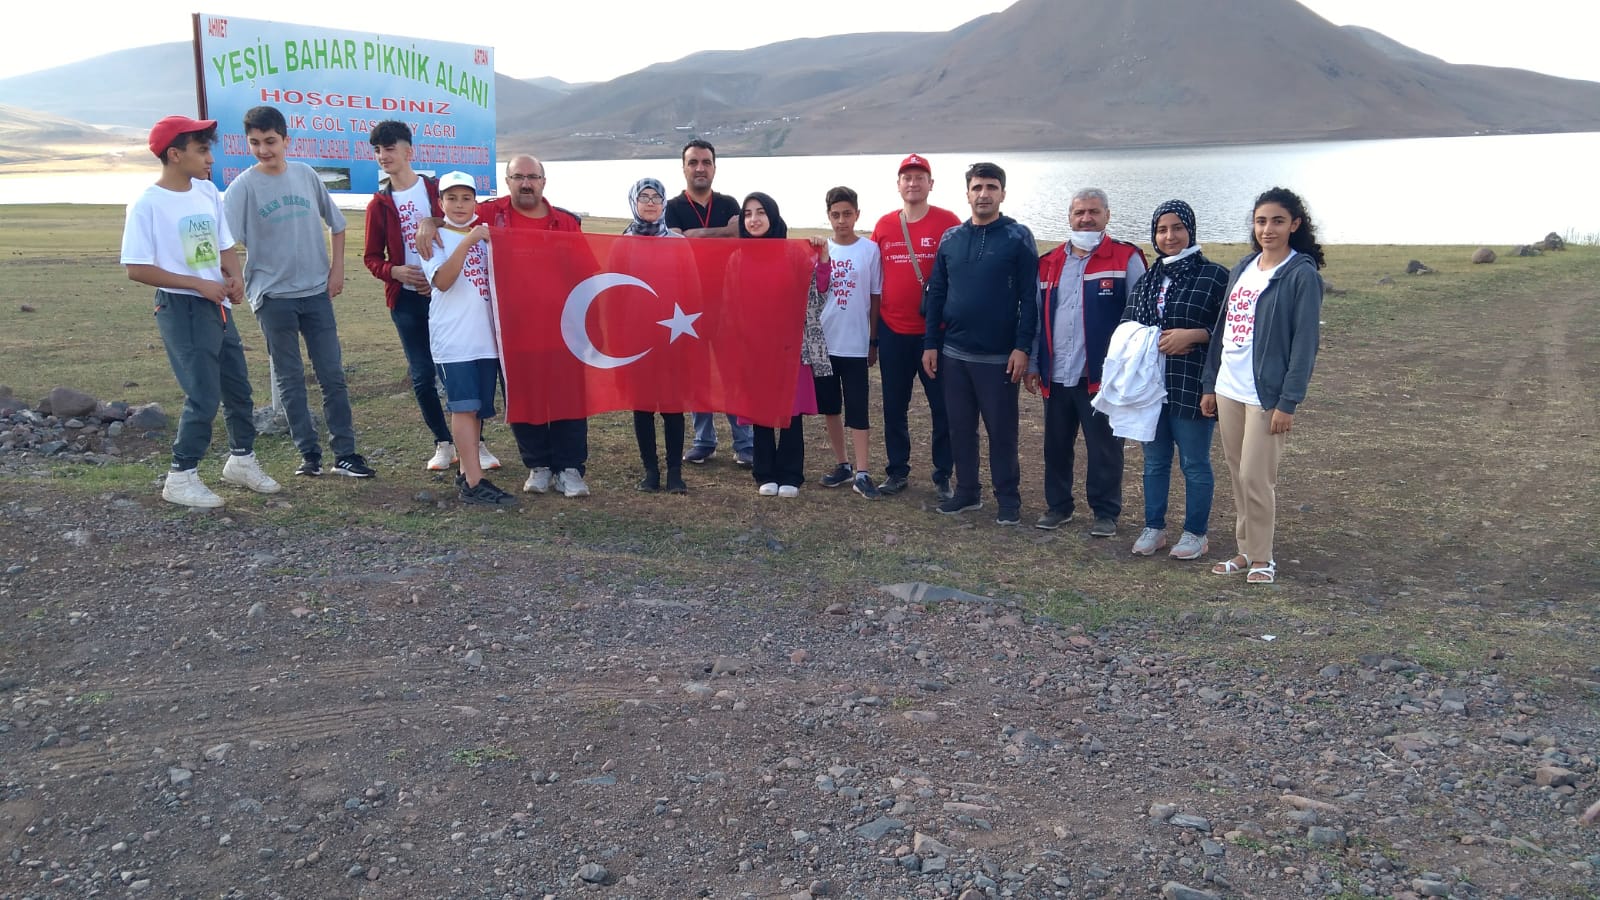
[{"x1": 1215, "y1": 395, "x2": 1288, "y2": 565}]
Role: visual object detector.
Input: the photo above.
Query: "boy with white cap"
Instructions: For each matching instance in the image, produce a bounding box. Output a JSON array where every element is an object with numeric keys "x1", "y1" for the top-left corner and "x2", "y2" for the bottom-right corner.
[{"x1": 422, "y1": 171, "x2": 515, "y2": 506}]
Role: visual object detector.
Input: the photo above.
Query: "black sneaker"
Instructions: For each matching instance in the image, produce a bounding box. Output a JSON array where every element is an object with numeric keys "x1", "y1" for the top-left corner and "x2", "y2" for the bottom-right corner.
[
  {"x1": 295, "y1": 457, "x2": 323, "y2": 477},
  {"x1": 934, "y1": 478, "x2": 956, "y2": 502},
  {"x1": 459, "y1": 476, "x2": 517, "y2": 506},
  {"x1": 333, "y1": 454, "x2": 375, "y2": 478},
  {"x1": 937, "y1": 495, "x2": 982, "y2": 515},
  {"x1": 637, "y1": 469, "x2": 661, "y2": 493},
  {"x1": 852, "y1": 472, "x2": 881, "y2": 500},
  {"x1": 1035, "y1": 509, "x2": 1073, "y2": 530},
  {"x1": 877, "y1": 474, "x2": 908, "y2": 496},
  {"x1": 820, "y1": 462, "x2": 853, "y2": 488},
  {"x1": 683, "y1": 446, "x2": 715, "y2": 465},
  {"x1": 996, "y1": 507, "x2": 1021, "y2": 526}
]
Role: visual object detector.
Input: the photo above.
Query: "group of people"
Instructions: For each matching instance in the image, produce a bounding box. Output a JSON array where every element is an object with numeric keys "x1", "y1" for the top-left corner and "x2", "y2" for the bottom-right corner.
[{"x1": 121, "y1": 113, "x2": 1322, "y2": 585}]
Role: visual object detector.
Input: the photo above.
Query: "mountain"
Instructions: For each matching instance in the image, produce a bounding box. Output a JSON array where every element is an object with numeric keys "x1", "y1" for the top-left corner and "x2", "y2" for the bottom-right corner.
[
  {"x1": 0, "y1": 103, "x2": 140, "y2": 167},
  {"x1": 4, "y1": 1, "x2": 1599, "y2": 161},
  {"x1": 0, "y1": 42, "x2": 565, "y2": 135}
]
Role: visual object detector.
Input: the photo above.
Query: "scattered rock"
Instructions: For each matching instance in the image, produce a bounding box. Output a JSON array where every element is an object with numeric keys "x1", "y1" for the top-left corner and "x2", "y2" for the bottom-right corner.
[
  {"x1": 1514, "y1": 244, "x2": 1542, "y2": 257},
  {"x1": 45, "y1": 387, "x2": 99, "y2": 418},
  {"x1": 19, "y1": 304, "x2": 36, "y2": 312},
  {"x1": 1161, "y1": 882, "x2": 1219, "y2": 900},
  {"x1": 574, "y1": 863, "x2": 608, "y2": 884},
  {"x1": 1471, "y1": 247, "x2": 1496, "y2": 264},
  {"x1": 126, "y1": 403, "x2": 170, "y2": 430},
  {"x1": 1540, "y1": 231, "x2": 1566, "y2": 251},
  {"x1": 461, "y1": 649, "x2": 484, "y2": 668},
  {"x1": 1581, "y1": 799, "x2": 1600, "y2": 826},
  {"x1": 168, "y1": 767, "x2": 193, "y2": 788},
  {"x1": 1406, "y1": 259, "x2": 1433, "y2": 274},
  {"x1": 853, "y1": 817, "x2": 905, "y2": 841}
]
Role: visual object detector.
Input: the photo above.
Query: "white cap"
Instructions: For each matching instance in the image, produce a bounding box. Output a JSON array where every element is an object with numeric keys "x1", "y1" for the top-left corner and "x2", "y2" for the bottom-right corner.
[{"x1": 439, "y1": 171, "x2": 477, "y2": 193}]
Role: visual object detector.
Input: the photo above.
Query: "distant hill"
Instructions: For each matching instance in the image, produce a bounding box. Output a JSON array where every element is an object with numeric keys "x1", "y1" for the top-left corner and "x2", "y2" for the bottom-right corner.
[
  {"x1": 0, "y1": 103, "x2": 139, "y2": 167},
  {"x1": 0, "y1": 41, "x2": 566, "y2": 136},
  {"x1": 4, "y1": 1, "x2": 1599, "y2": 162}
]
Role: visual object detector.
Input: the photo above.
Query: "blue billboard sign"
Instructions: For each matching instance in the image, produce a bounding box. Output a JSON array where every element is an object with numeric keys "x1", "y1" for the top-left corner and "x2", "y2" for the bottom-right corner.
[{"x1": 194, "y1": 12, "x2": 496, "y2": 194}]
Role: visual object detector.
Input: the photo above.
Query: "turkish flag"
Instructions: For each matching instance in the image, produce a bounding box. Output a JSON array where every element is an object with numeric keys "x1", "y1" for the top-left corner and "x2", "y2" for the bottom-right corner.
[{"x1": 489, "y1": 229, "x2": 815, "y2": 427}]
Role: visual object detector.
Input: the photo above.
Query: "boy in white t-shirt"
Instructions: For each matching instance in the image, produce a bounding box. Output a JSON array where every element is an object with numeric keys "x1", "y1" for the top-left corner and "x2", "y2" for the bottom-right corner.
[
  {"x1": 422, "y1": 171, "x2": 515, "y2": 506},
  {"x1": 120, "y1": 114, "x2": 282, "y2": 508},
  {"x1": 813, "y1": 186, "x2": 885, "y2": 499}
]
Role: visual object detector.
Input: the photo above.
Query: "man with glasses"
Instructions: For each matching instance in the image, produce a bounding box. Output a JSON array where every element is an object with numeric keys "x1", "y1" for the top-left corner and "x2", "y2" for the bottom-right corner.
[
  {"x1": 417, "y1": 155, "x2": 591, "y2": 497},
  {"x1": 664, "y1": 139, "x2": 752, "y2": 467}
]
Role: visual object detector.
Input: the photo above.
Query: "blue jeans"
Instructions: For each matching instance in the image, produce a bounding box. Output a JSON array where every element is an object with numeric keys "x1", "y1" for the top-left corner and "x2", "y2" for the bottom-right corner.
[
  {"x1": 388, "y1": 288, "x2": 452, "y2": 444},
  {"x1": 878, "y1": 325, "x2": 951, "y2": 484},
  {"x1": 690, "y1": 412, "x2": 753, "y2": 455},
  {"x1": 255, "y1": 291, "x2": 355, "y2": 460},
  {"x1": 154, "y1": 290, "x2": 256, "y2": 469},
  {"x1": 1143, "y1": 407, "x2": 1215, "y2": 535}
]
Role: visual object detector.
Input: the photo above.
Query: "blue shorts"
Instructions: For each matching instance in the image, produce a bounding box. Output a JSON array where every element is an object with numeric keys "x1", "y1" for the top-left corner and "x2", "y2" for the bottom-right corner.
[{"x1": 436, "y1": 359, "x2": 500, "y2": 418}]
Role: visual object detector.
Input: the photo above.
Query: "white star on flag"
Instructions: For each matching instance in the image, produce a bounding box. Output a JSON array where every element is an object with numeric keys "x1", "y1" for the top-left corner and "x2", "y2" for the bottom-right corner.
[{"x1": 656, "y1": 304, "x2": 702, "y2": 343}]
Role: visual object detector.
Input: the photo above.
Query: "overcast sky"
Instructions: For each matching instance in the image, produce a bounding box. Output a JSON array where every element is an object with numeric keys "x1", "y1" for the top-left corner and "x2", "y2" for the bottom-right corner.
[{"x1": 2, "y1": 0, "x2": 1596, "y2": 84}]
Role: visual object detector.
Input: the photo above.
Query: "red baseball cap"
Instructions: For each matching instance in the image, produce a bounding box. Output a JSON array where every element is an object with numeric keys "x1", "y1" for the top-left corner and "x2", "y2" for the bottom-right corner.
[
  {"x1": 148, "y1": 115, "x2": 217, "y2": 157},
  {"x1": 898, "y1": 153, "x2": 932, "y2": 175}
]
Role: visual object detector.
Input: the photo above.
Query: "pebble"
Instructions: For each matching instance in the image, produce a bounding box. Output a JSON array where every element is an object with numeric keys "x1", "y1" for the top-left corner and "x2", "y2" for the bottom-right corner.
[
  {"x1": 1161, "y1": 882, "x2": 1219, "y2": 900},
  {"x1": 461, "y1": 649, "x2": 484, "y2": 668},
  {"x1": 1169, "y1": 813, "x2": 1211, "y2": 832},
  {"x1": 168, "y1": 767, "x2": 193, "y2": 788},
  {"x1": 575, "y1": 862, "x2": 608, "y2": 883}
]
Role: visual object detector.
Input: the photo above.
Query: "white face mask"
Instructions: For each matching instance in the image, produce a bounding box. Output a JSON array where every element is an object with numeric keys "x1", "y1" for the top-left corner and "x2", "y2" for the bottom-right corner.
[{"x1": 1069, "y1": 230, "x2": 1103, "y2": 252}]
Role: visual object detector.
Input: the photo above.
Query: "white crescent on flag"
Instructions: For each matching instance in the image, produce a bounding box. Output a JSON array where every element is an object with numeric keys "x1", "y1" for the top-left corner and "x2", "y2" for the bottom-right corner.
[{"x1": 560, "y1": 273, "x2": 654, "y2": 369}]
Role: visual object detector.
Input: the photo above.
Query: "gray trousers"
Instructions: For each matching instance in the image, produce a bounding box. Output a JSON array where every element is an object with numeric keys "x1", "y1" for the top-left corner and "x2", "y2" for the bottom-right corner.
[
  {"x1": 255, "y1": 291, "x2": 355, "y2": 460},
  {"x1": 154, "y1": 290, "x2": 256, "y2": 470}
]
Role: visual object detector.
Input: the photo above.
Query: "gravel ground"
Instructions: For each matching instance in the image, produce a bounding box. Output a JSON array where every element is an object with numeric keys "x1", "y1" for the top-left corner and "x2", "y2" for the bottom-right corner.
[{"x1": 2, "y1": 469, "x2": 1598, "y2": 900}]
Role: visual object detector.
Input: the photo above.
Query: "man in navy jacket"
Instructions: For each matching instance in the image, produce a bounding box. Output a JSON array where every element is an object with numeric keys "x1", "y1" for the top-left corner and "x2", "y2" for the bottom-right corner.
[
  {"x1": 920, "y1": 162, "x2": 1039, "y2": 526},
  {"x1": 1026, "y1": 188, "x2": 1148, "y2": 536}
]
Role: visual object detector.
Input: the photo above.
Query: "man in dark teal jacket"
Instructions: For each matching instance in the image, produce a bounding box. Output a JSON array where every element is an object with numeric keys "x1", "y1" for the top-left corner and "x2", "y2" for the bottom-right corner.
[{"x1": 920, "y1": 162, "x2": 1039, "y2": 526}]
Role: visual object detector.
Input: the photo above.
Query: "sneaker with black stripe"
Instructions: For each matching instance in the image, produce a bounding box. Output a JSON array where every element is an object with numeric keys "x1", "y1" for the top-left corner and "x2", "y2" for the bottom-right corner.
[
  {"x1": 458, "y1": 474, "x2": 517, "y2": 507},
  {"x1": 333, "y1": 454, "x2": 376, "y2": 478},
  {"x1": 294, "y1": 457, "x2": 323, "y2": 477}
]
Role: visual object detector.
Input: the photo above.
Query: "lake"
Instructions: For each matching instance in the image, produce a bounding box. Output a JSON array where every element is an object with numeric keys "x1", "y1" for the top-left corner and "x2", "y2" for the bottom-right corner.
[{"x1": 4, "y1": 132, "x2": 1596, "y2": 245}]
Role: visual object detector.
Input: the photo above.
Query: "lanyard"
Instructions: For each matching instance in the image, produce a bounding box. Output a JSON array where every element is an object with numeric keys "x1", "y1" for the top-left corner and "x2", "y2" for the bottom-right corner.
[{"x1": 683, "y1": 191, "x2": 713, "y2": 230}]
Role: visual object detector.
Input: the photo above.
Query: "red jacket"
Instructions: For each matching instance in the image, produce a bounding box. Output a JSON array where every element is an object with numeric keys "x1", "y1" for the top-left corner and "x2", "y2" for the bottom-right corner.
[
  {"x1": 363, "y1": 175, "x2": 441, "y2": 309},
  {"x1": 478, "y1": 196, "x2": 583, "y2": 231}
]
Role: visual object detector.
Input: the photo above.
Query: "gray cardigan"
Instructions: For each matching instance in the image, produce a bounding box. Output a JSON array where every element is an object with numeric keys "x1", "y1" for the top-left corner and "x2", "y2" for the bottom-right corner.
[{"x1": 1201, "y1": 251, "x2": 1322, "y2": 414}]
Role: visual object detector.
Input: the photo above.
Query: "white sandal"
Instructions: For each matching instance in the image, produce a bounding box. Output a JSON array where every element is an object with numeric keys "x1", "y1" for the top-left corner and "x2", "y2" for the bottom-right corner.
[
  {"x1": 1247, "y1": 561, "x2": 1277, "y2": 584},
  {"x1": 1211, "y1": 555, "x2": 1249, "y2": 575}
]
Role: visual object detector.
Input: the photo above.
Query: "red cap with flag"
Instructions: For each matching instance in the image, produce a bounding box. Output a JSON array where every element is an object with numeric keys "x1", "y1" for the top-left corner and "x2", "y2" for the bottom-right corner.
[
  {"x1": 898, "y1": 153, "x2": 931, "y2": 175},
  {"x1": 148, "y1": 115, "x2": 217, "y2": 157}
]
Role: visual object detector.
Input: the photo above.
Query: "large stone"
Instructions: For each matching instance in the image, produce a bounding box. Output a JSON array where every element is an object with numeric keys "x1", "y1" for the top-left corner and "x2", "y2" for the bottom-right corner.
[
  {"x1": 1514, "y1": 244, "x2": 1542, "y2": 257},
  {"x1": 1535, "y1": 766, "x2": 1576, "y2": 787},
  {"x1": 1161, "y1": 882, "x2": 1219, "y2": 900},
  {"x1": 44, "y1": 386, "x2": 99, "y2": 418},
  {"x1": 1405, "y1": 259, "x2": 1433, "y2": 275},
  {"x1": 1540, "y1": 231, "x2": 1566, "y2": 251},
  {"x1": 1471, "y1": 247, "x2": 1496, "y2": 264},
  {"x1": 853, "y1": 817, "x2": 905, "y2": 841},
  {"x1": 126, "y1": 404, "x2": 170, "y2": 430},
  {"x1": 574, "y1": 863, "x2": 608, "y2": 884}
]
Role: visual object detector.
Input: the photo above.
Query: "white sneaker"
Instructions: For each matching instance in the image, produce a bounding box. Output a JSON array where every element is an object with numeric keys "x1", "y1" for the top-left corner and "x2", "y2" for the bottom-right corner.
[
  {"x1": 427, "y1": 441, "x2": 456, "y2": 471},
  {"x1": 1169, "y1": 531, "x2": 1210, "y2": 560},
  {"x1": 478, "y1": 441, "x2": 501, "y2": 471},
  {"x1": 162, "y1": 468, "x2": 224, "y2": 508},
  {"x1": 554, "y1": 467, "x2": 590, "y2": 498},
  {"x1": 777, "y1": 485, "x2": 799, "y2": 498},
  {"x1": 221, "y1": 452, "x2": 282, "y2": 494},
  {"x1": 1131, "y1": 527, "x2": 1167, "y2": 556},
  {"x1": 758, "y1": 482, "x2": 779, "y2": 496},
  {"x1": 524, "y1": 466, "x2": 553, "y2": 493}
]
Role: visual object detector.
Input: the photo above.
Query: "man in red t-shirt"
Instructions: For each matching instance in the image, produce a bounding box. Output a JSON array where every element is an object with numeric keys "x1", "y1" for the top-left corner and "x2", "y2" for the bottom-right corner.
[
  {"x1": 417, "y1": 155, "x2": 591, "y2": 499},
  {"x1": 870, "y1": 154, "x2": 961, "y2": 499}
]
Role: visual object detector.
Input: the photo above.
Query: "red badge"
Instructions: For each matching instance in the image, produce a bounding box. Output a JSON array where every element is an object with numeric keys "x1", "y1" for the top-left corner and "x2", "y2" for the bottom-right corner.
[{"x1": 1100, "y1": 279, "x2": 1114, "y2": 291}]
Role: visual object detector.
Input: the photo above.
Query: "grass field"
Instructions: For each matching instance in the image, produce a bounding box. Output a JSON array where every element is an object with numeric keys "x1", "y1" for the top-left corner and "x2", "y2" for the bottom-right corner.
[{"x1": 1, "y1": 203, "x2": 1596, "y2": 687}]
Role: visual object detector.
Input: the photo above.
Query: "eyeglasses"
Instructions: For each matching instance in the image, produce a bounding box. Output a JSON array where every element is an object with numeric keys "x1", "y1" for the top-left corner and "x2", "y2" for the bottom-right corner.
[
  {"x1": 635, "y1": 193, "x2": 664, "y2": 204},
  {"x1": 507, "y1": 173, "x2": 545, "y2": 183}
]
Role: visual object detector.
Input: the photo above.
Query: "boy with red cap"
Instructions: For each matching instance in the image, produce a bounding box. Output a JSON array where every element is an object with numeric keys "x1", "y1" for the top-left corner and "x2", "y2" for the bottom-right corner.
[{"x1": 121, "y1": 114, "x2": 281, "y2": 508}]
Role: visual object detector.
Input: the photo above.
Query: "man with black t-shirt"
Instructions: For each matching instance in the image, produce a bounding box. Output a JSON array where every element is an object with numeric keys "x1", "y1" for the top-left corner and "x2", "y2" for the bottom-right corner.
[{"x1": 664, "y1": 139, "x2": 752, "y2": 466}]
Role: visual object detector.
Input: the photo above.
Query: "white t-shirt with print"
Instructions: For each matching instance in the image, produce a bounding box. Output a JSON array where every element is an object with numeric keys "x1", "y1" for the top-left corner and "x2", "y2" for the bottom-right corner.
[
  {"x1": 1214, "y1": 250, "x2": 1295, "y2": 406},
  {"x1": 392, "y1": 178, "x2": 431, "y2": 268},
  {"x1": 120, "y1": 178, "x2": 236, "y2": 306},
  {"x1": 820, "y1": 238, "x2": 883, "y2": 358},
  {"x1": 421, "y1": 224, "x2": 498, "y2": 364}
]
